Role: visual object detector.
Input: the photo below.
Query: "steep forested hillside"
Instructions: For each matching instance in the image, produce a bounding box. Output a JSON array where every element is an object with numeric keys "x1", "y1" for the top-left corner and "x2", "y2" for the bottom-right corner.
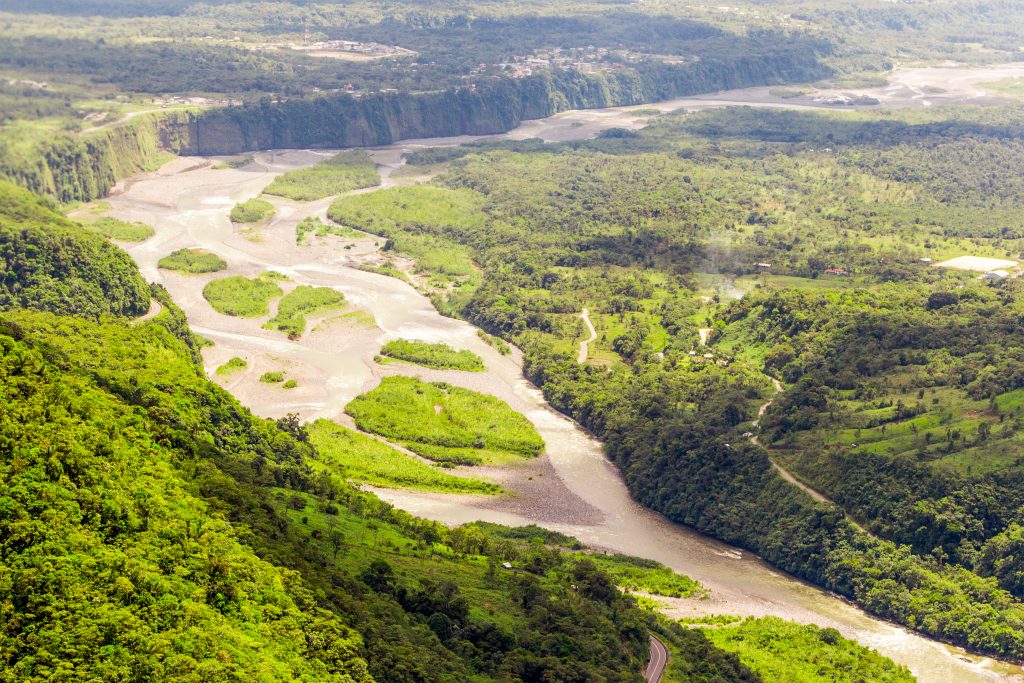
[
  {"x1": 0, "y1": 309, "x2": 690, "y2": 681},
  {"x1": 0, "y1": 312, "x2": 373, "y2": 681},
  {"x1": 0, "y1": 181, "x2": 149, "y2": 317}
]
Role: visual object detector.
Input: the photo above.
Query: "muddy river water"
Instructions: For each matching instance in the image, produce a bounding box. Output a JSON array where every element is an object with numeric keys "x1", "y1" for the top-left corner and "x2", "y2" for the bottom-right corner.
[{"x1": 102, "y1": 64, "x2": 1024, "y2": 681}]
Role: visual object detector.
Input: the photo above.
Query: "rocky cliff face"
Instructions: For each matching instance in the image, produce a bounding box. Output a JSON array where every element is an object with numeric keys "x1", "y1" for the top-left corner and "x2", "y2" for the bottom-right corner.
[
  {"x1": 4, "y1": 48, "x2": 830, "y2": 203},
  {"x1": 0, "y1": 111, "x2": 191, "y2": 203},
  {"x1": 185, "y1": 52, "x2": 829, "y2": 154}
]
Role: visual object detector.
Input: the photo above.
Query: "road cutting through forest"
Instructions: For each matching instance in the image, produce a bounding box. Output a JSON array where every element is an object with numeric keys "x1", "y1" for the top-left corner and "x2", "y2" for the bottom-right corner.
[{"x1": 577, "y1": 308, "x2": 597, "y2": 363}]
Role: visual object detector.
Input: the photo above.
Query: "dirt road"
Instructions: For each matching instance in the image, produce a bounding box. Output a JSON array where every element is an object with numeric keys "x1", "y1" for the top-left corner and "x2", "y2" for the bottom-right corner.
[
  {"x1": 578, "y1": 309, "x2": 597, "y2": 363},
  {"x1": 749, "y1": 378, "x2": 830, "y2": 504}
]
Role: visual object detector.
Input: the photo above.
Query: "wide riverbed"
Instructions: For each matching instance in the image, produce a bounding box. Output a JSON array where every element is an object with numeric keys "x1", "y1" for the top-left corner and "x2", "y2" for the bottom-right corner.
[{"x1": 102, "y1": 64, "x2": 1024, "y2": 682}]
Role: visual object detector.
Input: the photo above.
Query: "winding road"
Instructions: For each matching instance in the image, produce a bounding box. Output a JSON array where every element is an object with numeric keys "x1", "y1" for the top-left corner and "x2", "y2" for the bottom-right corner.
[
  {"x1": 577, "y1": 308, "x2": 597, "y2": 363},
  {"x1": 130, "y1": 298, "x2": 163, "y2": 326},
  {"x1": 645, "y1": 635, "x2": 669, "y2": 682},
  {"x1": 750, "y1": 377, "x2": 831, "y2": 504}
]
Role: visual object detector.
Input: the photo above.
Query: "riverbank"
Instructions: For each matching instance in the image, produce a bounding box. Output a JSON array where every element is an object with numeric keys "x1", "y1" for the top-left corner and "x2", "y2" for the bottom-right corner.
[{"x1": 98, "y1": 66, "x2": 1024, "y2": 681}]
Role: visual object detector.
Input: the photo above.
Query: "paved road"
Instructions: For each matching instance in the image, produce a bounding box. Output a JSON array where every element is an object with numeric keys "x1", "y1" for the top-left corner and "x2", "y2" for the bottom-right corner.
[
  {"x1": 577, "y1": 308, "x2": 597, "y2": 363},
  {"x1": 645, "y1": 635, "x2": 669, "y2": 683},
  {"x1": 130, "y1": 298, "x2": 163, "y2": 326}
]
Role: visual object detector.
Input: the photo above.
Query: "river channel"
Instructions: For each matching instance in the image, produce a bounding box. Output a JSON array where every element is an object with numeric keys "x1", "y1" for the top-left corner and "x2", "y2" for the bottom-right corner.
[{"x1": 101, "y1": 64, "x2": 1024, "y2": 681}]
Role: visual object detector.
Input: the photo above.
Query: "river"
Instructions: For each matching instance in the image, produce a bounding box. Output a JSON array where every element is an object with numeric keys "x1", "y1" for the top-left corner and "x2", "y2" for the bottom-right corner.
[{"x1": 99, "y1": 64, "x2": 1024, "y2": 681}]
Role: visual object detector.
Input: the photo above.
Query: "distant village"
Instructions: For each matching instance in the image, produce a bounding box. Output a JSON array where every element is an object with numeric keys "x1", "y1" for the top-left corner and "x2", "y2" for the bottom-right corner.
[
  {"x1": 151, "y1": 96, "x2": 242, "y2": 108},
  {"x1": 287, "y1": 40, "x2": 417, "y2": 60}
]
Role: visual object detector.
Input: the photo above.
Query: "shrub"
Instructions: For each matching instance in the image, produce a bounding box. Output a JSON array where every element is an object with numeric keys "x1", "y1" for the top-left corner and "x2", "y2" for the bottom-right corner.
[
  {"x1": 264, "y1": 286, "x2": 346, "y2": 338},
  {"x1": 378, "y1": 339, "x2": 485, "y2": 371},
  {"x1": 81, "y1": 217, "x2": 155, "y2": 242},
  {"x1": 203, "y1": 275, "x2": 282, "y2": 317},
  {"x1": 158, "y1": 248, "x2": 227, "y2": 273},
  {"x1": 216, "y1": 357, "x2": 247, "y2": 376},
  {"x1": 230, "y1": 197, "x2": 275, "y2": 223}
]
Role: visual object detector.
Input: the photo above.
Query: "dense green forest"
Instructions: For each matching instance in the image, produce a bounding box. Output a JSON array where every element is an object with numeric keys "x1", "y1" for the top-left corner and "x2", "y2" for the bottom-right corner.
[
  {"x1": 0, "y1": 138, "x2": 927, "y2": 682},
  {"x1": 0, "y1": 181, "x2": 149, "y2": 317},
  {"x1": 0, "y1": 309, "x2": 685, "y2": 681},
  {"x1": 321, "y1": 102, "x2": 1024, "y2": 660}
]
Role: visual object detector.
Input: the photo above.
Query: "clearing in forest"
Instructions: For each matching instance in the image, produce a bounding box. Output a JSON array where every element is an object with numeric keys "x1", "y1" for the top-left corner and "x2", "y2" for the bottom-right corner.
[{"x1": 934, "y1": 256, "x2": 1018, "y2": 272}]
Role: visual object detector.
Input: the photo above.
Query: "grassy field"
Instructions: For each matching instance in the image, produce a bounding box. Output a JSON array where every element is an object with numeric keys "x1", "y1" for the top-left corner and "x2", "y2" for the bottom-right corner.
[
  {"x1": 158, "y1": 248, "x2": 227, "y2": 273},
  {"x1": 230, "y1": 197, "x2": 275, "y2": 224},
  {"x1": 264, "y1": 150, "x2": 380, "y2": 201},
  {"x1": 215, "y1": 356, "x2": 247, "y2": 376},
  {"x1": 296, "y1": 216, "x2": 362, "y2": 244},
  {"x1": 586, "y1": 554, "x2": 704, "y2": 598},
  {"x1": 345, "y1": 376, "x2": 544, "y2": 465},
  {"x1": 203, "y1": 274, "x2": 282, "y2": 317},
  {"x1": 308, "y1": 419, "x2": 499, "y2": 494},
  {"x1": 263, "y1": 285, "x2": 346, "y2": 338},
  {"x1": 793, "y1": 382, "x2": 1024, "y2": 478},
  {"x1": 984, "y1": 77, "x2": 1024, "y2": 99},
  {"x1": 313, "y1": 310, "x2": 378, "y2": 332},
  {"x1": 378, "y1": 339, "x2": 485, "y2": 372},
  {"x1": 703, "y1": 617, "x2": 914, "y2": 683},
  {"x1": 327, "y1": 185, "x2": 483, "y2": 281},
  {"x1": 80, "y1": 216, "x2": 154, "y2": 242}
]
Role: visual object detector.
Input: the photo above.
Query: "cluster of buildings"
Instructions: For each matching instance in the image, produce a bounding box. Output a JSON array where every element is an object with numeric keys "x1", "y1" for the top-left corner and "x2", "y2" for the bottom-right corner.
[
  {"x1": 152, "y1": 96, "x2": 241, "y2": 108},
  {"x1": 288, "y1": 40, "x2": 417, "y2": 59}
]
